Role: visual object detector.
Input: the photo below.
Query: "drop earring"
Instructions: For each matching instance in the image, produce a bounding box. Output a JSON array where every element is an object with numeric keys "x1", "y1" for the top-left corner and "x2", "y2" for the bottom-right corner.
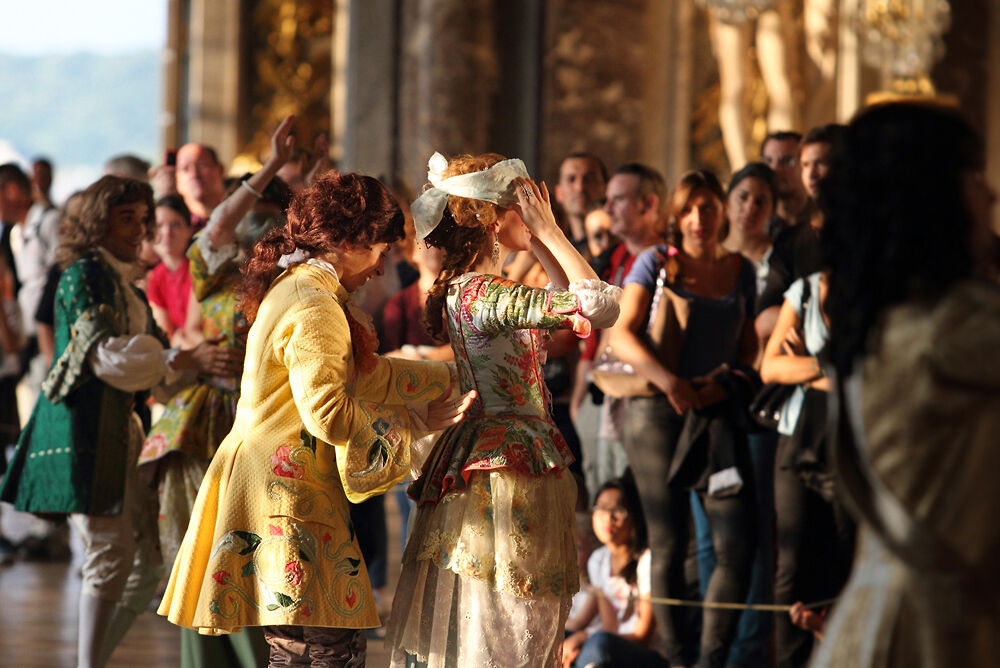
[{"x1": 491, "y1": 236, "x2": 501, "y2": 265}]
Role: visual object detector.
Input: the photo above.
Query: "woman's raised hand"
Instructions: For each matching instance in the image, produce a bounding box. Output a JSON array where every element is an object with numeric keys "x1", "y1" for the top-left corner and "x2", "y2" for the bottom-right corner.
[
  {"x1": 304, "y1": 133, "x2": 330, "y2": 186},
  {"x1": 424, "y1": 386, "x2": 478, "y2": 431},
  {"x1": 269, "y1": 114, "x2": 296, "y2": 167},
  {"x1": 513, "y1": 177, "x2": 558, "y2": 238}
]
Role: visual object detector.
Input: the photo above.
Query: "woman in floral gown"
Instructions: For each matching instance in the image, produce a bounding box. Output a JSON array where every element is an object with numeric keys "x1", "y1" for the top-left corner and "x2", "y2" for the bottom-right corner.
[{"x1": 388, "y1": 153, "x2": 622, "y2": 667}]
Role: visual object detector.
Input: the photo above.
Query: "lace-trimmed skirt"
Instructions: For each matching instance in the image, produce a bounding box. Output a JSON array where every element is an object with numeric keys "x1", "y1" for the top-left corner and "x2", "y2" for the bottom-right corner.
[{"x1": 387, "y1": 468, "x2": 578, "y2": 667}]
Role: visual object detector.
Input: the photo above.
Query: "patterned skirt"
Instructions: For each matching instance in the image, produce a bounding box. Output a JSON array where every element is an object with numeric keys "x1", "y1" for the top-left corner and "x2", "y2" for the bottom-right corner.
[
  {"x1": 387, "y1": 466, "x2": 577, "y2": 667},
  {"x1": 139, "y1": 378, "x2": 239, "y2": 567}
]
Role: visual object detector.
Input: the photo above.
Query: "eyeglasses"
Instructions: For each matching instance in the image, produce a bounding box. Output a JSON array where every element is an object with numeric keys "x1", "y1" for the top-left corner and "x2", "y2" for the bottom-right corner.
[{"x1": 593, "y1": 506, "x2": 629, "y2": 521}]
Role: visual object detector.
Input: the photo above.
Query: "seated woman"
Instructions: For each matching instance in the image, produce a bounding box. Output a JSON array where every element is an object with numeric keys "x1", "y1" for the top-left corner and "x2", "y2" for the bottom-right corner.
[
  {"x1": 0, "y1": 175, "x2": 240, "y2": 668},
  {"x1": 157, "y1": 170, "x2": 476, "y2": 666},
  {"x1": 562, "y1": 475, "x2": 665, "y2": 668}
]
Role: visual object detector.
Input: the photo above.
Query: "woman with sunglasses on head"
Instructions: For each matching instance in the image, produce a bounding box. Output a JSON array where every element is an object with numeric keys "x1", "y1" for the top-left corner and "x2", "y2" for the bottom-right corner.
[{"x1": 609, "y1": 170, "x2": 759, "y2": 668}]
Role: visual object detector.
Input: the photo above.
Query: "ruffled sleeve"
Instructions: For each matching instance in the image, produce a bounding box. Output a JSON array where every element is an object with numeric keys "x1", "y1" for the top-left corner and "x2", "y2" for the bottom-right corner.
[
  {"x1": 458, "y1": 274, "x2": 620, "y2": 338},
  {"x1": 566, "y1": 278, "x2": 622, "y2": 329},
  {"x1": 190, "y1": 223, "x2": 239, "y2": 301}
]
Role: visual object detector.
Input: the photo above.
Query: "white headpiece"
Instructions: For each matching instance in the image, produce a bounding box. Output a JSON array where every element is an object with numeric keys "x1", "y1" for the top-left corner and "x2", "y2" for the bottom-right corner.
[{"x1": 410, "y1": 151, "x2": 530, "y2": 240}]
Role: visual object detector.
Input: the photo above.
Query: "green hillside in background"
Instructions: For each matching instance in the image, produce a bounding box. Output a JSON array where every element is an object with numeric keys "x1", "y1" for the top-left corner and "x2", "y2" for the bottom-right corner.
[{"x1": 0, "y1": 51, "x2": 159, "y2": 166}]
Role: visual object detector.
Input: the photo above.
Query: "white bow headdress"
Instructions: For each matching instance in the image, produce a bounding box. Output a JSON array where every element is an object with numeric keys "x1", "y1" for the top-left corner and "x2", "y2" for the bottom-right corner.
[{"x1": 410, "y1": 151, "x2": 530, "y2": 240}]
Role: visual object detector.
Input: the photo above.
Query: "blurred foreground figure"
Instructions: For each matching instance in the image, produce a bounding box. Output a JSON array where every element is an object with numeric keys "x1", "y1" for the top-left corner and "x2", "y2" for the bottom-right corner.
[{"x1": 816, "y1": 102, "x2": 1000, "y2": 667}]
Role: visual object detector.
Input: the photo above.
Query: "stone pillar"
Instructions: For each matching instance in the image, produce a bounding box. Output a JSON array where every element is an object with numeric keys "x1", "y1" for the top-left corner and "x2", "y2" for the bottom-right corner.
[
  {"x1": 161, "y1": 0, "x2": 186, "y2": 152},
  {"x1": 340, "y1": 0, "x2": 397, "y2": 176},
  {"x1": 539, "y1": 0, "x2": 648, "y2": 182},
  {"x1": 185, "y1": 0, "x2": 245, "y2": 164},
  {"x1": 989, "y1": 0, "x2": 1000, "y2": 226},
  {"x1": 539, "y1": 0, "x2": 695, "y2": 186},
  {"x1": 641, "y1": 0, "x2": 696, "y2": 188},
  {"x1": 397, "y1": 0, "x2": 499, "y2": 192}
]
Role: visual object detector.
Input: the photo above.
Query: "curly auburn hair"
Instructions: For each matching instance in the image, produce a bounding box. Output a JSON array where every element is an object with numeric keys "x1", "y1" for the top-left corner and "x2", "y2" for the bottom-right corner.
[
  {"x1": 57, "y1": 175, "x2": 154, "y2": 269},
  {"x1": 239, "y1": 170, "x2": 404, "y2": 322},
  {"x1": 421, "y1": 152, "x2": 508, "y2": 342}
]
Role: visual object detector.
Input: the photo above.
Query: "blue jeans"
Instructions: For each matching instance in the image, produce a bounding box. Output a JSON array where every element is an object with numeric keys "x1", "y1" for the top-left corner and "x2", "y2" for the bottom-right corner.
[
  {"x1": 692, "y1": 429, "x2": 776, "y2": 667},
  {"x1": 574, "y1": 631, "x2": 669, "y2": 668}
]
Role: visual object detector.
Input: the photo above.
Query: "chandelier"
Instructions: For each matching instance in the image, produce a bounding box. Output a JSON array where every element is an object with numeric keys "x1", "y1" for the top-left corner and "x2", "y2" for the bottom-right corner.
[
  {"x1": 859, "y1": 0, "x2": 952, "y2": 94},
  {"x1": 694, "y1": 0, "x2": 777, "y2": 25}
]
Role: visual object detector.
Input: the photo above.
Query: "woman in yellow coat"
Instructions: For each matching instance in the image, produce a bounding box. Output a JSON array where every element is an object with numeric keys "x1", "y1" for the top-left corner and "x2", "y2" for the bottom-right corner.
[{"x1": 158, "y1": 171, "x2": 476, "y2": 665}]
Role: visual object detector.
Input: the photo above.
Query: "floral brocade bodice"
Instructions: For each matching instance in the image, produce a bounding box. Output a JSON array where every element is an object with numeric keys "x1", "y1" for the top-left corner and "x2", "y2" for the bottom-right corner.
[
  {"x1": 447, "y1": 274, "x2": 589, "y2": 419},
  {"x1": 410, "y1": 274, "x2": 592, "y2": 504}
]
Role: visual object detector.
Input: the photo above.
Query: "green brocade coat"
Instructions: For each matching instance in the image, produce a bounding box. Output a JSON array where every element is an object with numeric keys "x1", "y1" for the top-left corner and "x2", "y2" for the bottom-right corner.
[{"x1": 0, "y1": 251, "x2": 165, "y2": 516}]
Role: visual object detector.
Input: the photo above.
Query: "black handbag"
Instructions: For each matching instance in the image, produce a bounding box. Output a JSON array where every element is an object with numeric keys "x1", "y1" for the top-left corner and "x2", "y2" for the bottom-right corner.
[
  {"x1": 749, "y1": 276, "x2": 812, "y2": 430},
  {"x1": 749, "y1": 381, "x2": 796, "y2": 429}
]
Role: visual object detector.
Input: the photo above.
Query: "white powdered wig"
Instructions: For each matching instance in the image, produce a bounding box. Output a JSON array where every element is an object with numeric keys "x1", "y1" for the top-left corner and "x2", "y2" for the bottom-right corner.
[{"x1": 410, "y1": 151, "x2": 530, "y2": 240}]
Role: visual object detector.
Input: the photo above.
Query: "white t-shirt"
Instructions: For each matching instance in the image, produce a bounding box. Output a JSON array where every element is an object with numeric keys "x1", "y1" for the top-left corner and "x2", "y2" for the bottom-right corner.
[{"x1": 587, "y1": 546, "x2": 641, "y2": 635}]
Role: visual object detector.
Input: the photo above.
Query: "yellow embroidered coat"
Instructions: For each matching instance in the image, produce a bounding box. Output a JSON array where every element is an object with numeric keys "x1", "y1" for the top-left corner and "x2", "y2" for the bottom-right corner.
[{"x1": 158, "y1": 261, "x2": 450, "y2": 634}]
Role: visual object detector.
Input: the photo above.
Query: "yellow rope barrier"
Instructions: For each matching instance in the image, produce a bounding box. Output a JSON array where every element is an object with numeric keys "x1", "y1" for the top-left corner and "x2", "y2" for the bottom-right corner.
[
  {"x1": 586, "y1": 585, "x2": 836, "y2": 612},
  {"x1": 636, "y1": 595, "x2": 837, "y2": 612}
]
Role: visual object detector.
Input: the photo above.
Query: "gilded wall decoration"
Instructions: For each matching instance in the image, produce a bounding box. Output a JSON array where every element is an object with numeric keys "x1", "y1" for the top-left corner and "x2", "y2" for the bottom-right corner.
[{"x1": 238, "y1": 0, "x2": 333, "y2": 169}]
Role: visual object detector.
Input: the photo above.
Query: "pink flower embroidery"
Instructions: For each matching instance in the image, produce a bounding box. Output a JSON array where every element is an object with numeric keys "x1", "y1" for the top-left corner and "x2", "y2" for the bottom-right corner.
[
  {"x1": 345, "y1": 591, "x2": 357, "y2": 608},
  {"x1": 321, "y1": 532, "x2": 332, "y2": 544},
  {"x1": 212, "y1": 570, "x2": 229, "y2": 585},
  {"x1": 270, "y1": 446, "x2": 304, "y2": 479},
  {"x1": 301, "y1": 606, "x2": 312, "y2": 617},
  {"x1": 142, "y1": 433, "x2": 169, "y2": 461},
  {"x1": 269, "y1": 524, "x2": 283, "y2": 536},
  {"x1": 285, "y1": 560, "x2": 304, "y2": 586}
]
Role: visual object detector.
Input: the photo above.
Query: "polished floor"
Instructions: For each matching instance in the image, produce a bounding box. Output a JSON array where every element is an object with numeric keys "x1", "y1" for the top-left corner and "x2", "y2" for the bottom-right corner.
[{"x1": 0, "y1": 508, "x2": 401, "y2": 667}]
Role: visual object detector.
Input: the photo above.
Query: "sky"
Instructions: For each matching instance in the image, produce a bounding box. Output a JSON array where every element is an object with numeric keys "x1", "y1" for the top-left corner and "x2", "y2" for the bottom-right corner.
[
  {"x1": 0, "y1": 0, "x2": 167, "y2": 201},
  {"x1": 0, "y1": 0, "x2": 166, "y2": 55}
]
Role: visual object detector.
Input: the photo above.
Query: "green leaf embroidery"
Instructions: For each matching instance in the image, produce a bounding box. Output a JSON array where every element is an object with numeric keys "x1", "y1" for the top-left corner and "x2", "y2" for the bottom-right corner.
[
  {"x1": 266, "y1": 604, "x2": 279, "y2": 611},
  {"x1": 208, "y1": 600, "x2": 222, "y2": 615},
  {"x1": 299, "y1": 429, "x2": 317, "y2": 453},
  {"x1": 233, "y1": 531, "x2": 261, "y2": 555},
  {"x1": 338, "y1": 556, "x2": 362, "y2": 577},
  {"x1": 274, "y1": 592, "x2": 294, "y2": 607},
  {"x1": 352, "y1": 438, "x2": 389, "y2": 477},
  {"x1": 241, "y1": 560, "x2": 256, "y2": 577}
]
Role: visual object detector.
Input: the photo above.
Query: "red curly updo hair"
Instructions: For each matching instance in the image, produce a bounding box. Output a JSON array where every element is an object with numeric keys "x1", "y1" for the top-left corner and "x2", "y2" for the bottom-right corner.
[
  {"x1": 239, "y1": 171, "x2": 404, "y2": 322},
  {"x1": 422, "y1": 152, "x2": 508, "y2": 341}
]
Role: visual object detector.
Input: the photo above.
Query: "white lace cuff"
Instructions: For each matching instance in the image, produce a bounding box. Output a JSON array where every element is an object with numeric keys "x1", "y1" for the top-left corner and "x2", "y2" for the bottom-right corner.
[
  {"x1": 568, "y1": 278, "x2": 622, "y2": 329},
  {"x1": 196, "y1": 210, "x2": 239, "y2": 276}
]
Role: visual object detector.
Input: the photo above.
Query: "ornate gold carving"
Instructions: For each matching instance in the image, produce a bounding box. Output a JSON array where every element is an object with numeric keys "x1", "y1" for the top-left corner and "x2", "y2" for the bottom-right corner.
[{"x1": 236, "y1": 0, "x2": 334, "y2": 169}]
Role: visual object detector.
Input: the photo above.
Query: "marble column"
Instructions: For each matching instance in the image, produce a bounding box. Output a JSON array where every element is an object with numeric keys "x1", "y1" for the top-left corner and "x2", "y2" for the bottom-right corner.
[
  {"x1": 539, "y1": 0, "x2": 695, "y2": 187},
  {"x1": 185, "y1": 0, "x2": 245, "y2": 164},
  {"x1": 397, "y1": 0, "x2": 500, "y2": 192}
]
